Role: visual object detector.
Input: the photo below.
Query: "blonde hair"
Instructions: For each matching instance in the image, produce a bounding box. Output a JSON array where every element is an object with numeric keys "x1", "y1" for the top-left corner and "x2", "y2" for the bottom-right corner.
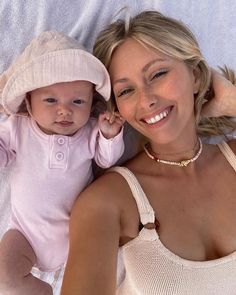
[{"x1": 94, "y1": 10, "x2": 236, "y2": 137}]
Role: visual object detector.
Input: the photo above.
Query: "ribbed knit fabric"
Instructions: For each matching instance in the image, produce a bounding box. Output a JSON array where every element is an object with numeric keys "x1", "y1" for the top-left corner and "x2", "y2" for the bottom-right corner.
[{"x1": 112, "y1": 141, "x2": 236, "y2": 294}]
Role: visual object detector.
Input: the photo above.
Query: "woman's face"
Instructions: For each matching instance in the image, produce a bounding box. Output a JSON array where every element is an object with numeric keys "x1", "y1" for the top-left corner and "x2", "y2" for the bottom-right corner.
[{"x1": 109, "y1": 38, "x2": 200, "y2": 145}]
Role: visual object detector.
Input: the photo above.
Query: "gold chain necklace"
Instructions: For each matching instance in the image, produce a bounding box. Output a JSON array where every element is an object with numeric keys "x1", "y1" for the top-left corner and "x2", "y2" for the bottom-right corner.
[{"x1": 143, "y1": 137, "x2": 203, "y2": 167}]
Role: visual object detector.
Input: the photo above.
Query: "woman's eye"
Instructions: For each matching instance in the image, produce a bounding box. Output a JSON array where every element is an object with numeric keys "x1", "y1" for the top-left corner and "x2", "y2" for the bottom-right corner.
[
  {"x1": 117, "y1": 88, "x2": 133, "y2": 98},
  {"x1": 44, "y1": 98, "x2": 57, "y2": 103},
  {"x1": 151, "y1": 70, "x2": 167, "y2": 81}
]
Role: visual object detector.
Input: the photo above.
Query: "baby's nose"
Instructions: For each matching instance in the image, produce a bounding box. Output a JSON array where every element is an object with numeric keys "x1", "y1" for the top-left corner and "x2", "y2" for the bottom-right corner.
[{"x1": 57, "y1": 105, "x2": 72, "y2": 116}]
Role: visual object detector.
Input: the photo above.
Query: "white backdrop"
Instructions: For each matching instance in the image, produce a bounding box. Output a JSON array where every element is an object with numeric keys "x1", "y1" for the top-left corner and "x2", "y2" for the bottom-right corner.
[{"x1": 158, "y1": 1, "x2": 236, "y2": 70}]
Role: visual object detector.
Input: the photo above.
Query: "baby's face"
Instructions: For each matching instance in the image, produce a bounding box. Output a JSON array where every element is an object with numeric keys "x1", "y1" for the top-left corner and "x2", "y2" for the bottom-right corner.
[{"x1": 29, "y1": 81, "x2": 93, "y2": 135}]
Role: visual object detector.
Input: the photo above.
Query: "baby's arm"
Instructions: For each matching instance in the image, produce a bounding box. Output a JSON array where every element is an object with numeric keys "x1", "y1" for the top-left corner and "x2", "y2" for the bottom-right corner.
[
  {"x1": 93, "y1": 111, "x2": 125, "y2": 168},
  {"x1": 0, "y1": 115, "x2": 16, "y2": 167}
]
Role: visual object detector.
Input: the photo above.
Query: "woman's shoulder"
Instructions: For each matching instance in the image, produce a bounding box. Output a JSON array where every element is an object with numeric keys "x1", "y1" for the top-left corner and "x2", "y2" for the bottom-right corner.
[
  {"x1": 213, "y1": 139, "x2": 236, "y2": 156},
  {"x1": 71, "y1": 167, "x2": 141, "y2": 239},
  {"x1": 75, "y1": 167, "x2": 136, "y2": 212},
  {"x1": 227, "y1": 139, "x2": 236, "y2": 153}
]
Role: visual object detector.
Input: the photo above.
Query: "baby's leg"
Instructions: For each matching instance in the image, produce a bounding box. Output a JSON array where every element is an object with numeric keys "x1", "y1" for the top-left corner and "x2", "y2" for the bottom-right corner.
[{"x1": 0, "y1": 229, "x2": 53, "y2": 295}]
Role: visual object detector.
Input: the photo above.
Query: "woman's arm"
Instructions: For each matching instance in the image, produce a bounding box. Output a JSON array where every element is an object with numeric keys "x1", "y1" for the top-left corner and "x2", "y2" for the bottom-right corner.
[
  {"x1": 61, "y1": 173, "x2": 121, "y2": 295},
  {"x1": 201, "y1": 68, "x2": 236, "y2": 117}
]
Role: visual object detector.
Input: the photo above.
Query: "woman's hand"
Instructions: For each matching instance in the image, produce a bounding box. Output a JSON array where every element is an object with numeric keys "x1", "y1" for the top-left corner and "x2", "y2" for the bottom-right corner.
[{"x1": 201, "y1": 68, "x2": 236, "y2": 117}]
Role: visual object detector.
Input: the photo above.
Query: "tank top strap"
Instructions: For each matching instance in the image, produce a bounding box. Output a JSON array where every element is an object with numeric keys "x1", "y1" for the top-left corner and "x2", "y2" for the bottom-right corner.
[
  {"x1": 110, "y1": 166, "x2": 155, "y2": 225},
  {"x1": 217, "y1": 141, "x2": 236, "y2": 171}
]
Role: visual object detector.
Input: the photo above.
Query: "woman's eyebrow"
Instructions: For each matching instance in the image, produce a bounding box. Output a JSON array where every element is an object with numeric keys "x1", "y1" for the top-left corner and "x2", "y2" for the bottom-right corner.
[
  {"x1": 142, "y1": 58, "x2": 165, "y2": 73},
  {"x1": 113, "y1": 58, "x2": 166, "y2": 86},
  {"x1": 113, "y1": 78, "x2": 129, "y2": 86}
]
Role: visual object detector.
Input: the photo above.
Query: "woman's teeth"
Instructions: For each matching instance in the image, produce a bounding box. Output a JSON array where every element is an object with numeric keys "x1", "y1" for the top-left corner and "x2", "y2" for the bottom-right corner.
[{"x1": 145, "y1": 109, "x2": 169, "y2": 124}]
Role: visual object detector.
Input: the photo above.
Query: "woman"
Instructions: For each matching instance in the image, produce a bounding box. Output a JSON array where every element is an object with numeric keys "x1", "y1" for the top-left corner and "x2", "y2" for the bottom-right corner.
[{"x1": 61, "y1": 11, "x2": 236, "y2": 294}]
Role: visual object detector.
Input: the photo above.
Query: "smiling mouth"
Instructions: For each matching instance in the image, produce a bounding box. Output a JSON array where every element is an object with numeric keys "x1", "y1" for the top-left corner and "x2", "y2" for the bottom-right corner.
[{"x1": 143, "y1": 106, "x2": 172, "y2": 124}]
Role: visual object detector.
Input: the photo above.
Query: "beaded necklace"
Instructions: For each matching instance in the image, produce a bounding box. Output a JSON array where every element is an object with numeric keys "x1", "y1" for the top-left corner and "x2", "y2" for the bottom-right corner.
[{"x1": 143, "y1": 137, "x2": 202, "y2": 167}]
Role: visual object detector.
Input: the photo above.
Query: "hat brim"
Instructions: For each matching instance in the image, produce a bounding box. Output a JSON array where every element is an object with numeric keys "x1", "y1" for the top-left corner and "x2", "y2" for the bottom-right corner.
[{"x1": 2, "y1": 49, "x2": 111, "y2": 114}]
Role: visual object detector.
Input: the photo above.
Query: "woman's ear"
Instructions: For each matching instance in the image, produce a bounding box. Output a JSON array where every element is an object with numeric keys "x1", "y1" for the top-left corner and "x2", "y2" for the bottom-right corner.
[{"x1": 192, "y1": 65, "x2": 201, "y2": 94}]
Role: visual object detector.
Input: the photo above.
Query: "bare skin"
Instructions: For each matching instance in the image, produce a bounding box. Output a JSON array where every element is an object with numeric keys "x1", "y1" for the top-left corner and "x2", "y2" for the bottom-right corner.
[{"x1": 0, "y1": 230, "x2": 53, "y2": 295}]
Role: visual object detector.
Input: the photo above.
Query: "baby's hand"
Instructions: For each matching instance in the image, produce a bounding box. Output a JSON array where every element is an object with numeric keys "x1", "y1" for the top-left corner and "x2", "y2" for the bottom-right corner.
[{"x1": 98, "y1": 111, "x2": 125, "y2": 139}]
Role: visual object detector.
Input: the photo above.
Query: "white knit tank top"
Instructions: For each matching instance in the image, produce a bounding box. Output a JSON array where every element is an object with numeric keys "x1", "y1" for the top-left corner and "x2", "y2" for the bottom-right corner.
[{"x1": 112, "y1": 141, "x2": 236, "y2": 295}]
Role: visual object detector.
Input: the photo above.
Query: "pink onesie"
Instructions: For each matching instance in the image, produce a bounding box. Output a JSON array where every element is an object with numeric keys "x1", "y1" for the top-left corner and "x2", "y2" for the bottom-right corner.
[{"x1": 0, "y1": 115, "x2": 124, "y2": 271}]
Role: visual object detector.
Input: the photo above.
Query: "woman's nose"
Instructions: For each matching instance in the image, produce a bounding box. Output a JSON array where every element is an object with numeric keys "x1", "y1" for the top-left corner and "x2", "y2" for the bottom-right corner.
[{"x1": 139, "y1": 88, "x2": 157, "y2": 109}]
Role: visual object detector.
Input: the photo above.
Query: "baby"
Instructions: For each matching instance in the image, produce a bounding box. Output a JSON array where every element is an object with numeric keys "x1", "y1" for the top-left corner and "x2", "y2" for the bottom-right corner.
[{"x1": 0, "y1": 31, "x2": 124, "y2": 294}]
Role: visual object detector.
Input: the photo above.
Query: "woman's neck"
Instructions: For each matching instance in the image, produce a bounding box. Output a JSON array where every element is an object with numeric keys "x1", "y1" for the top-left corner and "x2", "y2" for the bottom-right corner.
[{"x1": 147, "y1": 135, "x2": 200, "y2": 163}]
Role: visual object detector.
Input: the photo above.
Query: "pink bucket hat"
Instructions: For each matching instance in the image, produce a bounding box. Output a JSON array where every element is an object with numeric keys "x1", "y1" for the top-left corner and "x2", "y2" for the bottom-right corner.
[{"x1": 0, "y1": 30, "x2": 111, "y2": 114}]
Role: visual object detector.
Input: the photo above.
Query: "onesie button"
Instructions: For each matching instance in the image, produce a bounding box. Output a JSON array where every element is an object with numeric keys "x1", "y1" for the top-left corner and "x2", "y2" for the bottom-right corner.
[
  {"x1": 57, "y1": 137, "x2": 65, "y2": 145},
  {"x1": 55, "y1": 152, "x2": 64, "y2": 161}
]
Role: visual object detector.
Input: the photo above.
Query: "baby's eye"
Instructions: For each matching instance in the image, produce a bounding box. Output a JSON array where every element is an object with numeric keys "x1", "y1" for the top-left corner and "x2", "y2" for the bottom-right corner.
[
  {"x1": 43, "y1": 98, "x2": 57, "y2": 103},
  {"x1": 150, "y1": 70, "x2": 167, "y2": 81},
  {"x1": 73, "y1": 99, "x2": 84, "y2": 105},
  {"x1": 117, "y1": 88, "x2": 134, "y2": 98}
]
